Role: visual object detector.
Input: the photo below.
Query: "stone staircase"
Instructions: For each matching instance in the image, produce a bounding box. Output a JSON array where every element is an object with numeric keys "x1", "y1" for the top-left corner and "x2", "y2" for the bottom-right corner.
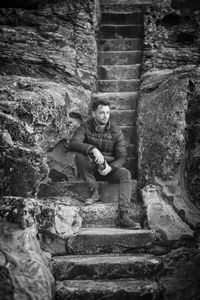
[
  {"x1": 93, "y1": 0, "x2": 145, "y2": 178},
  {"x1": 51, "y1": 1, "x2": 164, "y2": 299}
]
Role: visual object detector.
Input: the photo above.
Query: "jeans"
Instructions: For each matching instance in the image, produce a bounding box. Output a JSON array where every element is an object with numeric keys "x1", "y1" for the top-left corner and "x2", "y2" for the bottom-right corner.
[{"x1": 75, "y1": 152, "x2": 132, "y2": 212}]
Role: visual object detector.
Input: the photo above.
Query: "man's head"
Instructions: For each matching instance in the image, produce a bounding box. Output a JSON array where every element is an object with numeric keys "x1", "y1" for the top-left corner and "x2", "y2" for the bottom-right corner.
[{"x1": 91, "y1": 100, "x2": 110, "y2": 126}]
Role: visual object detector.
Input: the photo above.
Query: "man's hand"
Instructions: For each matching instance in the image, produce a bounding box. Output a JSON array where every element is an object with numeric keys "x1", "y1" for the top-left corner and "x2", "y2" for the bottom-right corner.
[
  {"x1": 91, "y1": 148, "x2": 105, "y2": 165},
  {"x1": 98, "y1": 161, "x2": 112, "y2": 176}
]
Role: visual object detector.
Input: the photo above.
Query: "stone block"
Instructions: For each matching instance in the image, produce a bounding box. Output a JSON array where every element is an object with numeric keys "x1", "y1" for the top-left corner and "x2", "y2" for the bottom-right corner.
[
  {"x1": 98, "y1": 51, "x2": 142, "y2": 65},
  {"x1": 98, "y1": 79, "x2": 140, "y2": 92},
  {"x1": 98, "y1": 65, "x2": 141, "y2": 80},
  {"x1": 101, "y1": 12, "x2": 143, "y2": 25},
  {"x1": 82, "y1": 202, "x2": 146, "y2": 228},
  {"x1": 98, "y1": 38, "x2": 143, "y2": 51},
  {"x1": 100, "y1": 25, "x2": 143, "y2": 39},
  {"x1": 55, "y1": 279, "x2": 163, "y2": 300},
  {"x1": 143, "y1": 185, "x2": 193, "y2": 240},
  {"x1": 67, "y1": 228, "x2": 156, "y2": 254},
  {"x1": 53, "y1": 254, "x2": 162, "y2": 280}
]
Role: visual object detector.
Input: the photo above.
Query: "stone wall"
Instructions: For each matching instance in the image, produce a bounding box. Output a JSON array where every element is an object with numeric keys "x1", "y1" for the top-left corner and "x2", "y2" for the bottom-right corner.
[
  {"x1": 138, "y1": 1, "x2": 200, "y2": 239},
  {"x1": 0, "y1": 0, "x2": 98, "y2": 197}
]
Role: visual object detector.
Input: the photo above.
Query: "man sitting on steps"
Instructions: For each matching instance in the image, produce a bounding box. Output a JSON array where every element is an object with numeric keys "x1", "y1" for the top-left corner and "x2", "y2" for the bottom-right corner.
[{"x1": 69, "y1": 99, "x2": 141, "y2": 230}]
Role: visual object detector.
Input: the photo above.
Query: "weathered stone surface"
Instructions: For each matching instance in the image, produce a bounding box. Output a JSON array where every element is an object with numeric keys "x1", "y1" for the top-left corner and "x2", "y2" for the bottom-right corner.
[
  {"x1": 55, "y1": 279, "x2": 163, "y2": 300},
  {"x1": 98, "y1": 38, "x2": 143, "y2": 51},
  {"x1": 143, "y1": 6, "x2": 200, "y2": 71},
  {"x1": 82, "y1": 202, "x2": 146, "y2": 228},
  {"x1": 53, "y1": 254, "x2": 162, "y2": 280},
  {"x1": 98, "y1": 65, "x2": 141, "y2": 80},
  {"x1": 137, "y1": 66, "x2": 200, "y2": 238},
  {"x1": 98, "y1": 51, "x2": 142, "y2": 65},
  {"x1": 0, "y1": 196, "x2": 39, "y2": 229},
  {"x1": 160, "y1": 247, "x2": 200, "y2": 300},
  {"x1": 0, "y1": 221, "x2": 54, "y2": 300},
  {"x1": 0, "y1": 196, "x2": 82, "y2": 256},
  {"x1": 0, "y1": 0, "x2": 98, "y2": 195},
  {"x1": 67, "y1": 228, "x2": 156, "y2": 254},
  {"x1": 98, "y1": 79, "x2": 140, "y2": 92},
  {"x1": 38, "y1": 180, "x2": 138, "y2": 203},
  {"x1": 143, "y1": 185, "x2": 193, "y2": 240}
]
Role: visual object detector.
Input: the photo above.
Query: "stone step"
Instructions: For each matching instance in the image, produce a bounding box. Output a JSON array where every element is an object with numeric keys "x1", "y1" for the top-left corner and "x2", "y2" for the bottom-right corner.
[
  {"x1": 67, "y1": 228, "x2": 156, "y2": 254},
  {"x1": 92, "y1": 92, "x2": 138, "y2": 110},
  {"x1": 38, "y1": 180, "x2": 138, "y2": 202},
  {"x1": 101, "y1": 0, "x2": 152, "y2": 4},
  {"x1": 98, "y1": 64, "x2": 141, "y2": 80},
  {"x1": 101, "y1": 4, "x2": 145, "y2": 13},
  {"x1": 98, "y1": 38, "x2": 143, "y2": 51},
  {"x1": 100, "y1": 25, "x2": 143, "y2": 39},
  {"x1": 55, "y1": 279, "x2": 163, "y2": 300},
  {"x1": 98, "y1": 51, "x2": 142, "y2": 65},
  {"x1": 82, "y1": 202, "x2": 145, "y2": 228},
  {"x1": 110, "y1": 109, "x2": 136, "y2": 126},
  {"x1": 53, "y1": 254, "x2": 162, "y2": 280},
  {"x1": 98, "y1": 79, "x2": 140, "y2": 92},
  {"x1": 101, "y1": 12, "x2": 143, "y2": 25}
]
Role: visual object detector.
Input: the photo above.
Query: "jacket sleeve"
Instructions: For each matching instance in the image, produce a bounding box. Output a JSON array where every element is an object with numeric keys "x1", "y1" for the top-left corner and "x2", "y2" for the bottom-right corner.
[
  {"x1": 68, "y1": 123, "x2": 94, "y2": 155},
  {"x1": 110, "y1": 128, "x2": 127, "y2": 170}
]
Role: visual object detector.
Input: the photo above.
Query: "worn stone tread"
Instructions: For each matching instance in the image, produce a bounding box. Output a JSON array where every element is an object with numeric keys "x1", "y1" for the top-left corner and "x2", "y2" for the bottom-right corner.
[
  {"x1": 98, "y1": 79, "x2": 140, "y2": 92},
  {"x1": 98, "y1": 64, "x2": 141, "y2": 80},
  {"x1": 53, "y1": 254, "x2": 162, "y2": 280},
  {"x1": 55, "y1": 279, "x2": 163, "y2": 300},
  {"x1": 82, "y1": 202, "x2": 145, "y2": 228},
  {"x1": 98, "y1": 51, "x2": 142, "y2": 65},
  {"x1": 98, "y1": 38, "x2": 143, "y2": 51},
  {"x1": 67, "y1": 228, "x2": 156, "y2": 254},
  {"x1": 38, "y1": 180, "x2": 138, "y2": 201},
  {"x1": 101, "y1": 12, "x2": 143, "y2": 25}
]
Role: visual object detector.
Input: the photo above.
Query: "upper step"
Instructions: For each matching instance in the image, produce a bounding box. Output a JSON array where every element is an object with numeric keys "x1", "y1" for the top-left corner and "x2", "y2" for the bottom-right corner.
[
  {"x1": 100, "y1": 25, "x2": 143, "y2": 39},
  {"x1": 98, "y1": 51, "x2": 142, "y2": 65},
  {"x1": 53, "y1": 254, "x2": 162, "y2": 280},
  {"x1": 98, "y1": 64, "x2": 141, "y2": 80},
  {"x1": 110, "y1": 109, "x2": 136, "y2": 126},
  {"x1": 67, "y1": 228, "x2": 156, "y2": 254},
  {"x1": 98, "y1": 38, "x2": 143, "y2": 51},
  {"x1": 101, "y1": 12, "x2": 143, "y2": 25},
  {"x1": 101, "y1": 0, "x2": 152, "y2": 4},
  {"x1": 98, "y1": 79, "x2": 140, "y2": 92},
  {"x1": 92, "y1": 92, "x2": 138, "y2": 110},
  {"x1": 55, "y1": 279, "x2": 163, "y2": 300},
  {"x1": 82, "y1": 202, "x2": 145, "y2": 228},
  {"x1": 38, "y1": 180, "x2": 138, "y2": 202}
]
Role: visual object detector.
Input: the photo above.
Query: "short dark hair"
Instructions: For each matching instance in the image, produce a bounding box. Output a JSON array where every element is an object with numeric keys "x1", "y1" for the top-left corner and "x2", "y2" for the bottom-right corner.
[{"x1": 92, "y1": 100, "x2": 110, "y2": 111}]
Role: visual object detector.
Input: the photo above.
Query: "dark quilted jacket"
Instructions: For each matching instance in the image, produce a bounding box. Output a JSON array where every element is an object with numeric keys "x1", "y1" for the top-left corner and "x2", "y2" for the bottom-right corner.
[{"x1": 69, "y1": 118, "x2": 127, "y2": 170}]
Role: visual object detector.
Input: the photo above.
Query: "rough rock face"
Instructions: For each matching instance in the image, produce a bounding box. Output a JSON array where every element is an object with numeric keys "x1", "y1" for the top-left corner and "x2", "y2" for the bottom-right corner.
[
  {"x1": 138, "y1": 2, "x2": 200, "y2": 239},
  {"x1": 0, "y1": 0, "x2": 98, "y2": 196},
  {"x1": 0, "y1": 196, "x2": 83, "y2": 298}
]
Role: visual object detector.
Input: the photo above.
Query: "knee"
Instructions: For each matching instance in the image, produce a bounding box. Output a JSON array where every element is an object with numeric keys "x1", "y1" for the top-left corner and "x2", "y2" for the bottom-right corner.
[
  {"x1": 75, "y1": 152, "x2": 90, "y2": 167},
  {"x1": 119, "y1": 168, "x2": 131, "y2": 181}
]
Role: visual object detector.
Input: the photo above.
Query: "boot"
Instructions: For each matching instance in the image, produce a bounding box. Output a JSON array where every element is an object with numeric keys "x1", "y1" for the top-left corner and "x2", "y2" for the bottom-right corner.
[
  {"x1": 84, "y1": 189, "x2": 101, "y2": 205},
  {"x1": 115, "y1": 211, "x2": 141, "y2": 229}
]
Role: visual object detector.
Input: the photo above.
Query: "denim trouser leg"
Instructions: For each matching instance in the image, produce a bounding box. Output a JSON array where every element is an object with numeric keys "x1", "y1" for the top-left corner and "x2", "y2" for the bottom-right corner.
[
  {"x1": 105, "y1": 167, "x2": 132, "y2": 212},
  {"x1": 75, "y1": 152, "x2": 98, "y2": 191},
  {"x1": 75, "y1": 153, "x2": 131, "y2": 211}
]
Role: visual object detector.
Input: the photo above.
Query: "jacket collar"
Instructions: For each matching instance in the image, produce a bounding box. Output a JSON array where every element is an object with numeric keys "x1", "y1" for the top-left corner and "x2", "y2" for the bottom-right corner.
[{"x1": 91, "y1": 117, "x2": 111, "y2": 132}]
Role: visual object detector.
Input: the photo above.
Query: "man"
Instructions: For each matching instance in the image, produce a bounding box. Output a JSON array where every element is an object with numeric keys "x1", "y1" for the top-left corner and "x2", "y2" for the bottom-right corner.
[{"x1": 69, "y1": 100, "x2": 141, "y2": 229}]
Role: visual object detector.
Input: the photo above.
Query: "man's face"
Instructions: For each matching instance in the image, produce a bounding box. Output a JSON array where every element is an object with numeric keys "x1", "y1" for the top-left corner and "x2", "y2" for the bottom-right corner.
[{"x1": 92, "y1": 105, "x2": 110, "y2": 125}]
